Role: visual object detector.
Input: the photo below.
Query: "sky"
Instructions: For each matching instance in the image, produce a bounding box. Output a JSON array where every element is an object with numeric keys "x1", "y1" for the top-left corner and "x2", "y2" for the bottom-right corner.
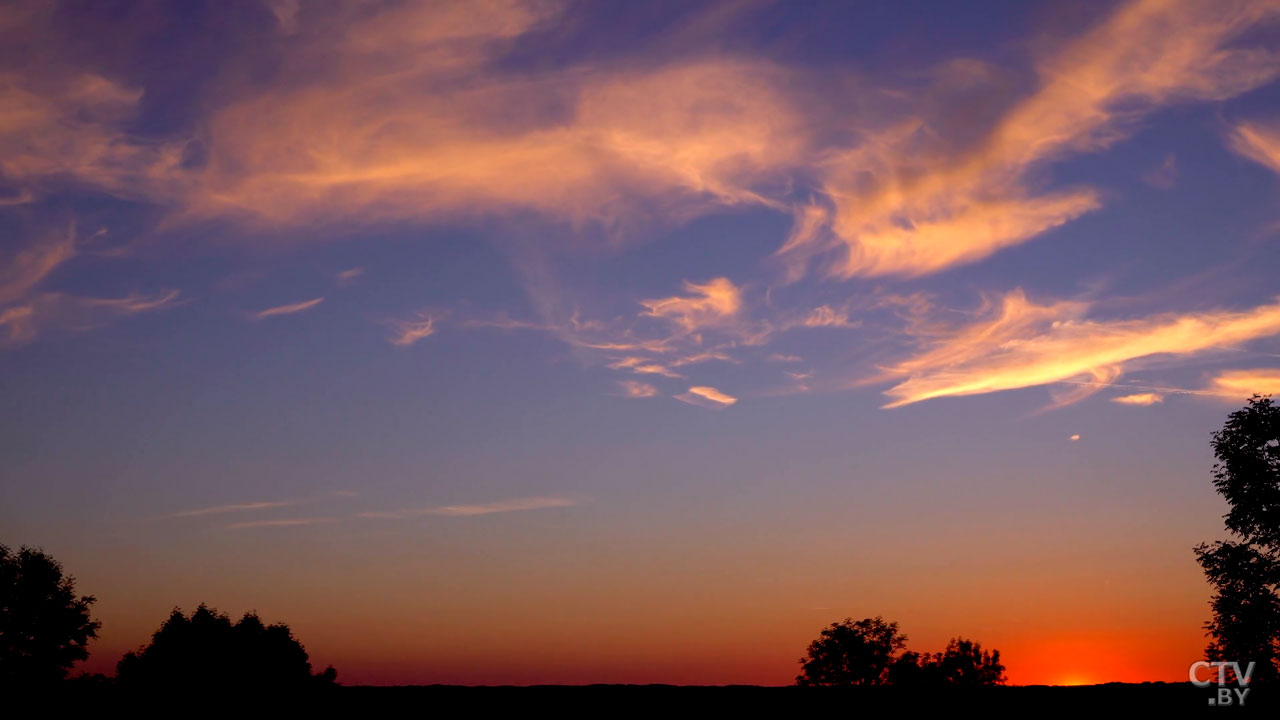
[{"x1": 2, "y1": 0, "x2": 1280, "y2": 687}]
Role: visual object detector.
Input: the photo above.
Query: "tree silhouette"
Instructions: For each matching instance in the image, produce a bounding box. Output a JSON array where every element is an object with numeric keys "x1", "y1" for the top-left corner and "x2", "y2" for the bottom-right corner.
[
  {"x1": 927, "y1": 638, "x2": 1006, "y2": 686},
  {"x1": 887, "y1": 650, "x2": 936, "y2": 686},
  {"x1": 0, "y1": 544, "x2": 100, "y2": 689},
  {"x1": 1194, "y1": 395, "x2": 1280, "y2": 684},
  {"x1": 796, "y1": 616, "x2": 907, "y2": 686},
  {"x1": 799, "y1": 618, "x2": 1005, "y2": 688},
  {"x1": 116, "y1": 605, "x2": 337, "y2": 693}
]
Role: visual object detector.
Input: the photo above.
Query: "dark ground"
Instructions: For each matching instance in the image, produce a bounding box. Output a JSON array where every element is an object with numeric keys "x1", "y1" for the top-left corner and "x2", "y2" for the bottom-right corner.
[
  {"x1": 61, "y1": 681, "x2": 1272, "y2": 713},
  {"x1": 331, "y1": 683, "x2": 1268, "y2": 712}
]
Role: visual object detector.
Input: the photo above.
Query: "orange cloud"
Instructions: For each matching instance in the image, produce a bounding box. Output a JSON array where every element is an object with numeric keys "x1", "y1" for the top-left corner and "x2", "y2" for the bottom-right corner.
[
  {"x1": 675, "y1": 385, "x2": 738, "y2": 409},
  {"x1": 882, "y1": 290, "x2": 1280, "y2": 407},
  {"x1": 390, "y1": 312, "x2": 437, "y2": 346},
  {"x1": 184, "y1": 23, "x2": 804, "y2": 231},
  {"x1": 252, "y1": 297, "x2": 324, "y2": 320},
  {"x1": 1206, "y1": 369, "x2": 1280, "y2": 399},
  {"x1": 640, "y1": 277, "x2": 741, "y2": 333},
  {"x1": 1229, "y1": 120, "x2": 1280, "y2": 175},
  {"x1": 779, "y1": 0, "x2": 1280, "y2": 279},
  {"x1": 4, "y1": 1, "x2": 810, "y2": 239},
  {"x1": 0, "y1": 69, "x2": 188, "y2": 200},
  {"x1": 1111, "y1": 393, "x2": 1165, "y2": 406},
  {"x1": 617, "y1": 380, "x2": 658, "y2": 398}
]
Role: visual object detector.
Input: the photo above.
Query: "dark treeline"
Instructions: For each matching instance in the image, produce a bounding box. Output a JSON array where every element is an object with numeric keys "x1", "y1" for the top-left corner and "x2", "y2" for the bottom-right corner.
[
  {"x1": 795, "y1": 616, "x2": 1005, "y2": 687},
  {"x1": 0, "y1": 543, "x2": 334, "y2": 697}
]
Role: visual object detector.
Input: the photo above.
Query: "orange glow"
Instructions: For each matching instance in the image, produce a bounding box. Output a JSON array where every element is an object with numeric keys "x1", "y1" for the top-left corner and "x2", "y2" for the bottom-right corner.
[{"x1": 999, "y1": 629, "x2": 1203, "y2": 686}]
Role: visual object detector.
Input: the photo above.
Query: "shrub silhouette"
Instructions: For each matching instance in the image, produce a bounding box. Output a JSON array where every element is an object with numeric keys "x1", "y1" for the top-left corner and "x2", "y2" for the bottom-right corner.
[
  {"x1": 1194, "y1": 395, "x2": 1280, "y2": 684},
  {"x1": 901, "y1": 638, "x2": 1006, "y2": 687},
  {"x1": 116, "y1": 605, "x2": 336, "y2": 693},
  {"x1": 0, "y1": 544, "x2": 100, "y2": 690},
  {"x1": 796, "y1": 616, "x2": 907, "y2": 686}
]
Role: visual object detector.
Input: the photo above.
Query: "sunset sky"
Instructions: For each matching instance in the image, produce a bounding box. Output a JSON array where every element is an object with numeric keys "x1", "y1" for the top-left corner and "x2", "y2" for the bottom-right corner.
[{"x1": 3, "y1": 0, "x2": 1280, "y2": 686}]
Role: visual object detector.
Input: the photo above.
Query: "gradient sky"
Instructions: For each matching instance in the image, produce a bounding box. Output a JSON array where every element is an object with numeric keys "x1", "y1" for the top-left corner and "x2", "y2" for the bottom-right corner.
[{"x1": 3, "y1": 0, "x2": 1280, "y2": 687}]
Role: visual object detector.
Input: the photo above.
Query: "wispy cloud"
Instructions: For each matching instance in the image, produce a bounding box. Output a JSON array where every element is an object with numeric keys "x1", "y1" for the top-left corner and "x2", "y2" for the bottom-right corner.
[
  {"x1": 641, "y1": 277, "x2": 742, "y2": 334},
  {"x1": 669, "y1": 350, "x2": 736, "y2": 367},
  {"x1": 797, "y1": 305, "x2": 858, "y2": 329},
  {"x1": 6, "y1": 0, "x2": 1277, "y2": 409},
  {"x1": 1206, "y1": 368, "x2": 1280, "y2": 399},
  {"x1": 359, "y1": 496, "x2": 581, "y2": 520},
  {"x1": 779, "y1": 0, "x2": 1280, "y2": 279},
  {"x1": 1229, "y1": 120, "x2": 1280, "y2": 175},
  {"x1": 0, "y1": 226, "x2": 76, "y2": 305},
  {"x1": 1112, "y1": 392, "x2": 1165, "y2": 406},
  {"x1": 264, "y1": 0, "x2": 300, "y2": 34},
  {"x1": 1, "y1": 290, "x2": 181, "y2": 347},
  {"x1": 675, "y1": 385, "x2": 738, "y2": 409},
  {"x1": 0, "y1": 188, "x2": 34, "y2": 206},
  {"x1": 166, "y1": 499, "x2": 301, "y2": 518},
  {"x1": 226, "y1": 517, "x2": 337, "y2": 530},
  {"x1": 0, "y1": 66, "x2": 186, "y2": 200},
  {"x1": 389, "y1": 312, "x2": 436, "y2": 346},
  {"x1": 607, "y1": 356, "x2": 684, "y2": 379},
  {"x1": 335, "y1": 267, "x2": 365, "y2": 285},
  {"x1": 1142, "y1": 154, "x2": 1178, "y2": 189},
  {"x1": 252, "y1": 297, "x2": 324, "y2": 320},
  {"x1": 172, "y1": 0, "x2": 805, "y2": 232},
  {"x1": 881, "y1": 290, "x2": 1280, "y2": 408}
]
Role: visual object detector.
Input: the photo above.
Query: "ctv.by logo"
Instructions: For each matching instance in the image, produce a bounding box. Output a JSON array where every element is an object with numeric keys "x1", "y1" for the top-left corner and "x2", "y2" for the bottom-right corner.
[{"x1": 1189, "y1": 661, "x2": 1255, "y2": 707}]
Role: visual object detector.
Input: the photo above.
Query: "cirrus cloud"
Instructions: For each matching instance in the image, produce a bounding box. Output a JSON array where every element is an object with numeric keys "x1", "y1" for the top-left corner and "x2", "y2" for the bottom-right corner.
[
  {"x1": 778, "y1": 0, "x2": 1280, "y2": 280},
  {"x1": 252, "y1": 297, "x2": 324, "y2": 320},
  {"x1": 1206, "y1": 368, "x2": 1280, "y2": 399},
  {"x1": 881, "y1": 290, "x2": 1280, "y2": 408}
]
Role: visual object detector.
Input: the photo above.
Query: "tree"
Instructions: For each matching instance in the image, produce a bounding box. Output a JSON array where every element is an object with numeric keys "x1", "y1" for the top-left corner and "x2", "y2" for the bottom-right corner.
[
  {"x1": 796, "y1": 616, "x2": 907, "y2": 686},
  {"x1": 1194, "y1": 395, "x2": 1280, "y2": 684},
  {"x1": 0, "y1": 544, "x2": 101, "y2": 689},
  {"x1": 116, "y1": 605, "x2": 337, "y2": 693},
  {"x1": 1209, "y1": 396, "x2": 1280, "y2": 547}
]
